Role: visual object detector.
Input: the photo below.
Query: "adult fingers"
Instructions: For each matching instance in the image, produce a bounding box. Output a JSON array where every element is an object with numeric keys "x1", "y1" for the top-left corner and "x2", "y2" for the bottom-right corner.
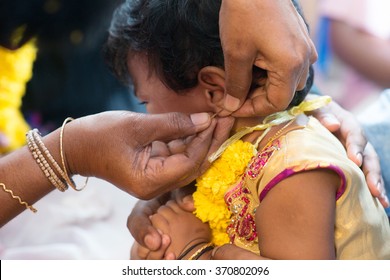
[
  {"x1": 361, "y1": 143, "x2": 389, "y2": 208},
  {"x1": 312, "y1": 99, "x2": 365, "y2": 166},
  {"x1": 311, "y1": 104, "x2": 341, "y2": 133},
  {"x1": 130, "y1": 242, "x2": 149, "y2": 260},
  {"x1": 127, "y1": 198, "x2": 167, "y2": 250},
  {"x1": 197, "y1": 117, "x2": 235, "y2": 173},
  {"x1": 231, "y1": 83, "x2": 293, "y2": 118},
  {"x1": 151, "y1": 141, "x2": 171, "y2": 157},
  {"x1": 147, "y1": 117, "x2": 233, "y2": 193},
  {"x1": 144, "y1": 112, "x2": 212, "y2": 143},
  {"x1": 223, "y1": 50, "x2": 255, "y2": 112},
  {"x1": 338, "y1": 114, "x2": 367, "y2": 167}
]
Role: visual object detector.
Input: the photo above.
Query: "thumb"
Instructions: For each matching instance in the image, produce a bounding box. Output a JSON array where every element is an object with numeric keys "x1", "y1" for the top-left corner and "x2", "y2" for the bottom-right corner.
[
  {"x1": 223, "y1": 54, "x2": 253, "y2": 112},
  {"x1": 145, "y1": 112, "x2": 212, "y2": 142}
]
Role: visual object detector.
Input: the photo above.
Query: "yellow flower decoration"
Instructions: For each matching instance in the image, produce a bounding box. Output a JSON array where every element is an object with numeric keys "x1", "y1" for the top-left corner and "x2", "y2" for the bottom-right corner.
[
  {"x1": 194, "y1": 140, "x2": 256, "y2": 245},
  {"x1": 0, "y1": 39, "x2": 37, "y2": 154}
]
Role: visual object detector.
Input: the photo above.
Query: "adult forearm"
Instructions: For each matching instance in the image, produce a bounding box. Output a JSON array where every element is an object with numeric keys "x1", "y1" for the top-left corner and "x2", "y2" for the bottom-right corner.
[
  {"x1": 0, "y1": 111, "x2": 228, "y2": 227},
  {"x1": 0, "y1": 128, "x2": 62, "y2": 227}
]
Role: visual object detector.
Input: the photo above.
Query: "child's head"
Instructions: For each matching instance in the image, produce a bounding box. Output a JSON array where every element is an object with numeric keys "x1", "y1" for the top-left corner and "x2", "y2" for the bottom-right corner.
[{"x1": 104, "y1": 0, "x2": 313, "y2": 114}]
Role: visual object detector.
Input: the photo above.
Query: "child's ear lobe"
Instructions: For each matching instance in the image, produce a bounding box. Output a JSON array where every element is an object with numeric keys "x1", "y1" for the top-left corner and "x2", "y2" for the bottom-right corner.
[{"x1": 198, "y1": 66, "x2": 226, "y2": 108}]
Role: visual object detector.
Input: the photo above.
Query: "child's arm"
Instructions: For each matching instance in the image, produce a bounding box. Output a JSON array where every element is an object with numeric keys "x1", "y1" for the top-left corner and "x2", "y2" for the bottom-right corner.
[{"x1": 256, "y1": 169, "x2": 339, "y2": 259}]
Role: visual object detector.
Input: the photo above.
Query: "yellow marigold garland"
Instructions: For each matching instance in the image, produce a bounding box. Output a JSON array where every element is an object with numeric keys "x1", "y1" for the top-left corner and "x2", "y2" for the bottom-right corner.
[
  {"x1": 193, "y1": 140, "x2": 256, "y2": 246},
  {"x1": 0, "y1": 40, "x2": 37, "y2": 154}
]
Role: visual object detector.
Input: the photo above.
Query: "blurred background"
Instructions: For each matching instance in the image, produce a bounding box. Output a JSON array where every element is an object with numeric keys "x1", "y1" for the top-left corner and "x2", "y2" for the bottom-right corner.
[
  {"x1": 301, "y1": 0, "x2": 389, "y2": 113},
  {"x1": 4, "y1": 0, "x2": 145, "y2": 134}
]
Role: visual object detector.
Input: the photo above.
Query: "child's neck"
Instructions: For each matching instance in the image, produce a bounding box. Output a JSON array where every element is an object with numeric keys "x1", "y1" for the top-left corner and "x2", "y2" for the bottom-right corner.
[
  {"x1": 231, "y1": 116, "x2": 286, "y2": 150},
  {"x1": 231, "y1": 116, "x2": 265, "y2": 135}
]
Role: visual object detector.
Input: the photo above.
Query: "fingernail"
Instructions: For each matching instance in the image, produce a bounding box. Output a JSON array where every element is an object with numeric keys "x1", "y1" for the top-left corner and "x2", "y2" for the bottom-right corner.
[
  {"x1": 382, "y1": 193, "x2": 389, "y2": 204},
  {"x1": 380, "y1": 182, "x2": 390, "y2": 203},
  {"x1": 384, "y1": 196, "x2": 390, "y2": 207},
  {"x1": 223, "y1": 94, "x2": 240, "y2": 112},
  {"x1": 322, "y1": 115, "x2": 339, "y2": 126},
  {"x1": 190, "y1": 113, "x2": 210, "y2": 126},
  {"x1": 356, "y1": 152, "x2": 363, "y2": 166}
]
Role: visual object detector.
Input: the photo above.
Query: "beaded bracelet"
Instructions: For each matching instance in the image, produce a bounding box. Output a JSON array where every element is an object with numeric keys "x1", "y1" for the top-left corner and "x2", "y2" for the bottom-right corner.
[
  {"x1": 26, "y1": 117, "x2": 89, "y2": 193},
  {"x1": 26, "y1": 129, "x2": 68, "y2": 192}
]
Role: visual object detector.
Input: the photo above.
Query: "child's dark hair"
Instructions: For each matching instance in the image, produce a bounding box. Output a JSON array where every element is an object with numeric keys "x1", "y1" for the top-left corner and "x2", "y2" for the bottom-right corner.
[{"x1": 104, "y1": 0, "x2": 313, "y2": 107}]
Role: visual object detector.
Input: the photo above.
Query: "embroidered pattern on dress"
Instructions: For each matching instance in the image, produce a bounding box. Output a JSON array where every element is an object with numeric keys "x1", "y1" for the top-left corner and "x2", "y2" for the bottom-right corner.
[
  {"x1": 225, "y1": 140, "x2": 281, "y2": 246},
  {"x1": 247, "y1": 140, "x2": 280, "y2": 179}
]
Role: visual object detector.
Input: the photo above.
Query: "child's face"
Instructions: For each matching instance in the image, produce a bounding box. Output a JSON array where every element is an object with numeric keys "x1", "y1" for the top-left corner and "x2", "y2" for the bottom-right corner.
[{"x1": 127, "y1": 53, "x2": 214, "y2": 114}]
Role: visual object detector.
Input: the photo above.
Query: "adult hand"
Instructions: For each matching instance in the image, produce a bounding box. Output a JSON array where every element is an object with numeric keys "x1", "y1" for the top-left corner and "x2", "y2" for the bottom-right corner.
[
  {"x1": 128, "y1": 186, "x2": 195, "y2": 257},
  {"x1": 311, "y1": 96, "x2": 389, "y2": 208},
  {"x1": 219, "y1": 0, "x2": 318, "y2": 117},
  {"x1": 128, "y1": 193, "x2": 172, "y2": 258},
  {"x1": 129, "y1": 193, "x2": 205, "y2": 260},
  {"x1": 67, "y1": 111, "x2": 234, "y2": 199},
  {"x1": 148, "y1": 199, "x2": 211, "y2": 260}
]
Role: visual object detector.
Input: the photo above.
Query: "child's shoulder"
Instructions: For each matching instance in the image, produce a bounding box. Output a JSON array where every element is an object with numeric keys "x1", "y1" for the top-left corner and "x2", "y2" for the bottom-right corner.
[{"x1": 261, "y1": 115, "x2": 352, "y2": 175}]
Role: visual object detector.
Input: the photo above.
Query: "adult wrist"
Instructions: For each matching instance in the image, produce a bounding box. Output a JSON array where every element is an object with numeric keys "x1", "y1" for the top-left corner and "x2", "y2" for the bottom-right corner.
[{"x1": 61, "y1": 116, "x2": 94, "y2": 178}]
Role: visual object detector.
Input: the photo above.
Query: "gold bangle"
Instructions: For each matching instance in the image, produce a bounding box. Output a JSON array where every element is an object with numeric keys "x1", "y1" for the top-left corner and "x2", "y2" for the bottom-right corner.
[
  {"x1": 1, "y1": 183, "x2": 37, "y2": 213},
  {"x1": 26, "y1": 129, "x2": 68, "y2": 192},
  {"x1": 178, "y1": 241, "x2": 208, "y2": 260},
  {"x1": 60, "y1": 117, "x2": 88, "y2": 191},
  {"x1": 188, "y1": 242, "x2": 214, "y2": 260}
]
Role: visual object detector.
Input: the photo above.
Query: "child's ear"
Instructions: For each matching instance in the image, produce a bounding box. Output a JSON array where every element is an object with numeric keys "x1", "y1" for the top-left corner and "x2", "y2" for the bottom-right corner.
[{"x1": 198, "y1": 66, "x2": 226, "y2": 108}]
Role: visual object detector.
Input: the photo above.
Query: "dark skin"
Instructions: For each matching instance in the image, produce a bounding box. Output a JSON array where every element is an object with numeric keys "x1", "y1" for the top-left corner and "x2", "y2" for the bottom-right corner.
[
  {"x1": 126, "y1": 0, "x2": 385, "y2": 257},
  {"x1": 219, "y1": 0, "x2": 318, "y2": 116},
  {"x1": 0, "y1": 112, "x2": 233, "y2": 227},
  {"x1": 0, "y1": 0, "x2": 315, "y2": 229},
  {"x1": 128, "y1": 99, "x2": 389, "y2": 259}
]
